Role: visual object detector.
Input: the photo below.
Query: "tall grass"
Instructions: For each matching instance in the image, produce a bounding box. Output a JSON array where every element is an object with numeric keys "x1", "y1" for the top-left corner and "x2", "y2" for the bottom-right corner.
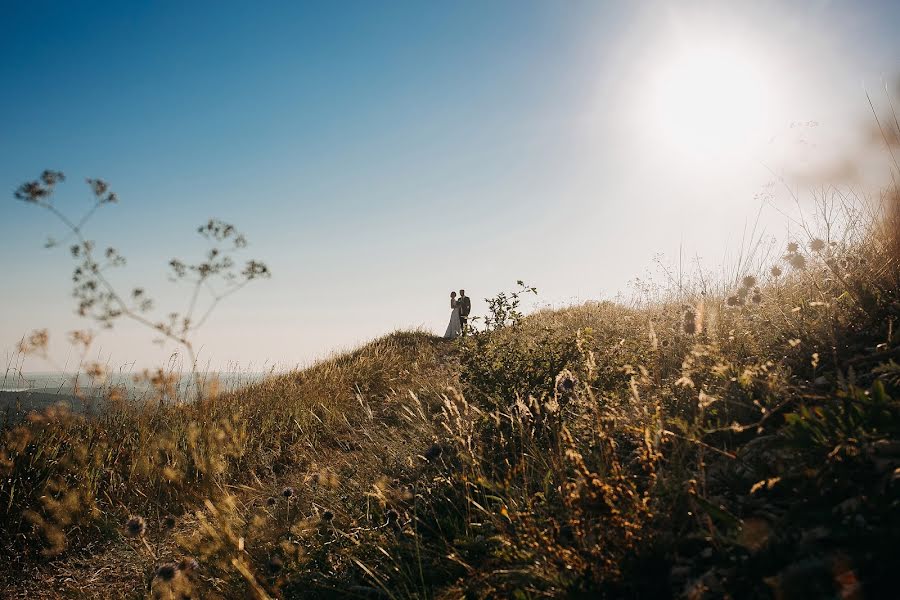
[{"x1": 1, "y1": 331, "x2": 454, "y2": 597}]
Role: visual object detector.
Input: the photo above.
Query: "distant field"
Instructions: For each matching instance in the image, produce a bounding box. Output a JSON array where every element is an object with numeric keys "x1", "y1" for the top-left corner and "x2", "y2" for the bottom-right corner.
[
  {"x1": 0, "y1": 372, "x2": 265, "y2": 423},
  {"x1": 0, "y1": 390, "x2": 94, "y2": 424}
]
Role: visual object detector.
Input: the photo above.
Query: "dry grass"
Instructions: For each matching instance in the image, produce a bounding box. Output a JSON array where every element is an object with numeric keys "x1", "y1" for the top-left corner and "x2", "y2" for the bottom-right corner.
[{"x1": 1, "y1": 331, "x2": 457, "y2": 598}]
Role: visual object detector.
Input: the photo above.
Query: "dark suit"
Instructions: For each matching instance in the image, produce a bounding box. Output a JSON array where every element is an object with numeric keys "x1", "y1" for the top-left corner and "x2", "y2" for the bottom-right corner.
[{"x1": 458, "y1": 295, "x2": 471, "y2": 334}]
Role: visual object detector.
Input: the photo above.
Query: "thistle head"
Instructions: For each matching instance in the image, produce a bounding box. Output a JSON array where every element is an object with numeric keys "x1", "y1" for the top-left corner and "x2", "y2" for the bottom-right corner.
[
  {"x1": 125, "y1": 516, "x2": 146, "y2": 537},
  {"x1": 424, "y1": 443, "x2": 443, "y2": 461},
  {"x1": 267, "y1": 556, "x2": 284, "y2": 574},
  {"x1": 178, "y1": 557, "x2": 199, "y2": 572},
  {"x1": 788, "y1": 254, "x2": 807, "y2": 270},
  {"x1": 156, "y1": 563, "x2": 177, "y2": 582}
]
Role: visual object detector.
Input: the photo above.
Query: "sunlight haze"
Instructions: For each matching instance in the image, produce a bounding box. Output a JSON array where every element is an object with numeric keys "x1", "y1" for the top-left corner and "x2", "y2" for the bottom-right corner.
[{"x1": 1, "y1": 0, "x2": 898, "y2": 371}]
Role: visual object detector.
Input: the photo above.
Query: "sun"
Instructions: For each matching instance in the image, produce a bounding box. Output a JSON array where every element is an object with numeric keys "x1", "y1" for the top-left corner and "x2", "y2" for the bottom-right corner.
[{"x1": 644, "y1": 40, "x2": 776, "y2": 162}]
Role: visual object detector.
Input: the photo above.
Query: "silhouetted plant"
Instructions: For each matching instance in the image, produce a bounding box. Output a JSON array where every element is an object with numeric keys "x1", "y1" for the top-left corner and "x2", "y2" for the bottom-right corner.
[
  {"x1": 481, "y1": 280, "x2": 537, "y2": 331},
  {"x1": 14, "y1": 170, "x2": 271, "y2": 390}
]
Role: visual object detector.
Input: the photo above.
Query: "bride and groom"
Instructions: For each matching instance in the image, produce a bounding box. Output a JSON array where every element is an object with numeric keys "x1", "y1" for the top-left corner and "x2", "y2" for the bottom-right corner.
[{"x1": 443, "y1": 289, "x2": 471, "y2": 339}]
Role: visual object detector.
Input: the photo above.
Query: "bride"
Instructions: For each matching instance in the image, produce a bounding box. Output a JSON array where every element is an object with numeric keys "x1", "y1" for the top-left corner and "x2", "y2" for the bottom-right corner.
[{"x1": 444, "y1": 291, "x2": 462, "y2": 339}]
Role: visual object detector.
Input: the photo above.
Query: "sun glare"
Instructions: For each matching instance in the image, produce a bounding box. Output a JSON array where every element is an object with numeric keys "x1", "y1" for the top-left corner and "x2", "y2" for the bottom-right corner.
[{"x1": 645, "y1": 40, "x2": 776, "y2": 163}]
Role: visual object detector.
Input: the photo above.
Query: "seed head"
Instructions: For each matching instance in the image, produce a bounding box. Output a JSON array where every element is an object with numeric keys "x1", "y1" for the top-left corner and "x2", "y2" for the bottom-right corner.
[
  {"x1": 267, "y1": 556, "x2": 284, "y2": 573},
  {"x1": 555, "y1": 370, "x2": 578, "y2": 395},
  {"x1": 809, "y1": 238, "x2": 825, "y2": 252},
  {"x1": 741, "y1": 276, "x2": 757, "y2": 289},
  {"x1": 282, "y1": 487, "x2": 294, "y2": 499},
  {"x1": 424, "y1": 443, "x2": 443, "y2": 461},
  {"x1": 726, "y1": 295, "x2": 741, "y2": 307},
  {"x1": 322, "y1": 510, "x2": 334, "y2": 522},
  {"x1": 163, "y1": 516, "x2": 177, "y2": 530},
  {"x1": 770, "y1": 266, "x2": 782, "y2": 277},
  {"x1": 41, "y1": 170, "x2": 65, "y2": 186},
  {"x1": 751, "y1": 292, "x2": 762, "y2": 304},
  {"x1": 178, "y1": 557, "x2": 199, "y2": 572},
  {"x1": 266, "y1": 496, "x2": 277, "y2": 506},
  {"x1": 788, "y1": 254, "x2": 807, "y2": 270},
  {"x1": 156, "y1": 563, "x2": 177, "y2": 582},
  {"x1": 787, "y1": 242, "x2": 799, "y2": 253},
  {"x1": 125, "y1": 516, "x2": 146, "y2": 537},
  {"x1": 682, "y1": 310, "x2": 697, "y2": 334},
  {"x1": 386, "y1": 509, "x2": 399, "y2": 523}
]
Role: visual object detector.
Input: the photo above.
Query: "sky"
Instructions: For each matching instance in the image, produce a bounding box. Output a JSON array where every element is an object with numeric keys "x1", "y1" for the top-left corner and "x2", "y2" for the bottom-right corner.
[{"x1": 1, "y1": 0, "x2": 899, "y2": 372}]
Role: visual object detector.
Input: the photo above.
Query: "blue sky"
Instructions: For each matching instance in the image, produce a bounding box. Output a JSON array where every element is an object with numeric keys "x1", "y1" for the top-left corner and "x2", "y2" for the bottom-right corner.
[{"x1": 2, "y1": 1, "x2": 899, "y2": 371}]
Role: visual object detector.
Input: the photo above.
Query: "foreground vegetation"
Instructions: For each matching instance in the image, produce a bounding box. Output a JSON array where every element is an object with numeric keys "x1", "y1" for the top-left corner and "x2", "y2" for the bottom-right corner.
[{"x1": 2, "y1": 182, "x2": 900, "y2": 597}]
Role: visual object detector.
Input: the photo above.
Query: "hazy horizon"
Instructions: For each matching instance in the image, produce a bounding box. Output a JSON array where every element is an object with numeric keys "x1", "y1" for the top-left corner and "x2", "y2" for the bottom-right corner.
[{"x1": 2, "y1": 0, "x2": 899, "y2": 370}]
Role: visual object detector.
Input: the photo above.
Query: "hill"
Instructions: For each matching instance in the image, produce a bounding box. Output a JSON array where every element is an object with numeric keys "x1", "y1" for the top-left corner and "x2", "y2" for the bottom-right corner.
[{"x1": 2, "y1": 200, "x2": 900, "y2": 598}]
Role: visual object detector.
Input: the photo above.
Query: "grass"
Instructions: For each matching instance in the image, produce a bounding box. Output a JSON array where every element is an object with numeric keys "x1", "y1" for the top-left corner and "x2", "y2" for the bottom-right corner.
[{"x1": 1, "y1": 185, "x2": 899, "y2": 598}]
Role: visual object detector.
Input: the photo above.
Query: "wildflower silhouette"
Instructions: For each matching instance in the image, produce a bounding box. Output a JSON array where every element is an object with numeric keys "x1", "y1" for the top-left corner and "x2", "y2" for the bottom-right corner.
[{"x1": 14, "y1": 170, "x2": 271, "y2": 391}]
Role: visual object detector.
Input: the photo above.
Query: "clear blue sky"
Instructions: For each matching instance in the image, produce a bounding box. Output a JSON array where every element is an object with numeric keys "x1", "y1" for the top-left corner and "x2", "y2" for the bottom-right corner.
[{"x1": 2, "y1": 1, "x2": 898, "y2": 371}]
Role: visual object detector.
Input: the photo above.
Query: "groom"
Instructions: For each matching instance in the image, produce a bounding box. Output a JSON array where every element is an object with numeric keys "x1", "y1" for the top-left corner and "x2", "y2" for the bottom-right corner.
[{"x1": 458, "y1": 289, "x2": 471, "y2": 335}]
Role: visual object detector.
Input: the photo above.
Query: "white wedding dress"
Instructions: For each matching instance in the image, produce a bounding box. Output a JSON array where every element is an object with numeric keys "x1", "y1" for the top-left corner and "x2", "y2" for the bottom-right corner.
[{"x1": 444, "y1": 300, "x2": 462, "y2": 339}]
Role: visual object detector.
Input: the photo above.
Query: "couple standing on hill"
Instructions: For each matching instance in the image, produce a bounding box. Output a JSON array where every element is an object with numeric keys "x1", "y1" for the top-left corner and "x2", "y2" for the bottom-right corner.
[{"x1": 444, "y1": 289, "x2": 470, "y2": 339}]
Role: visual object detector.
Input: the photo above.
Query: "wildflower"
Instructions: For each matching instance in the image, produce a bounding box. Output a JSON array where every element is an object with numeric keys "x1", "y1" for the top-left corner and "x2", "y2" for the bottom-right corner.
[
  {"x1": 156, "y1": 563, "x2": 177, "y2": 582},
  {"x1": 742, "y1": 276, "x2": 757, "y2": 289},
  {"x1": 17, "y1": 181, "x2": 48, "y2": 202},
  {"x1": 125, "y1": 516, "x2": 146, "y2": 537},
  {"x1": 282, "y1": 487, "x2": 294, "y2": 499},
  {"x1": 771, "y1": 266, "x2": 782, "y2": 277},
  {"x1": 41, "y1": 170, "x2": 65, "y2": 186},
  {"x1": 87, "y1": 178, "x2": 109, "y2": 197},
  {"x1": 322, "y1": 510, "x2": 334, "y2": 522},
  {"x1": 424, "y1": 443, "x2": 443, "y2": 461},
  {"x1": 809, "y1": 238, "x2": 826, "y2": 252}
]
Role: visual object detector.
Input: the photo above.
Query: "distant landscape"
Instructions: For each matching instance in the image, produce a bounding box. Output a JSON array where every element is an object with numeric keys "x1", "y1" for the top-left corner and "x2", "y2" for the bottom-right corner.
[{"x1": 0, "y1": 372, "x2": 264, "y2": 424}]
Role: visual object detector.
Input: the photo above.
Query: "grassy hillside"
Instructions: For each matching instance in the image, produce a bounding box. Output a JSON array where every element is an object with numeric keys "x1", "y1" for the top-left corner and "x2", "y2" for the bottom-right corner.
[{"x1": 2, "y1": 192, "x2": 899, "y2": 598}]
